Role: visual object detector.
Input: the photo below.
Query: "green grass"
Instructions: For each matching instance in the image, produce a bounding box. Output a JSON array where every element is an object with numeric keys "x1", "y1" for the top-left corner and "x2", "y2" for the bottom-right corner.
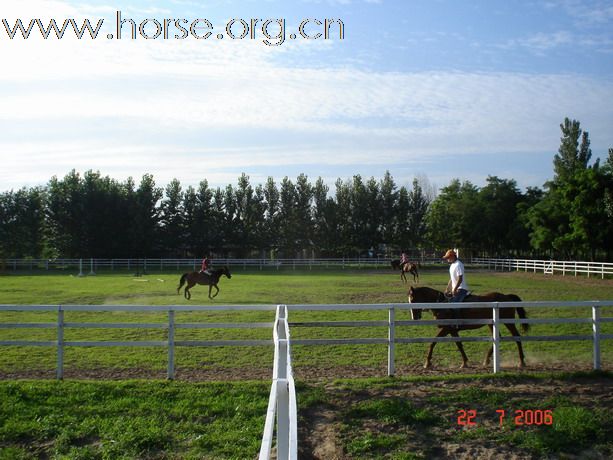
[
  {"x1": 0, "y1": 268, "x2": 612, "y2": 374},
  {"x1": 0, "y1": 379, "x2": 269, "y2": 459}
]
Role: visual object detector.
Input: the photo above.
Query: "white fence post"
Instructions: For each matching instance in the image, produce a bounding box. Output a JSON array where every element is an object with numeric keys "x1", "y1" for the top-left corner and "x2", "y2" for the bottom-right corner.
[
  {"x1": 492, "y1": 303, "x2": 500, "y2": 374},
  {"x1": 89, "y1": 258, "x2": 96, "y2": 275},
  {"x1": 57, "y1": 306, "x2": 64, "y2": 380},
  {"x1": 276, "y1": 304, "x2": 289, "y2": 460},
  {"x1": 593, "y1": 304, "x2": 601, "y2": 370},
  {"x1": 78, "y1": 259, "x2": 84, "y2": 277},
  {"x1": 168, "y1": 310, "x2": 175, "y2": 380},
  {"x1": 388, "y1": 307, "x2": 395, "y2": 377}
]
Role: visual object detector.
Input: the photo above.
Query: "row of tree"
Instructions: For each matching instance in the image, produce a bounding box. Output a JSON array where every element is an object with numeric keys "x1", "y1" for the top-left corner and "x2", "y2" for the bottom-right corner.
[
  {"x1": 1, "y1": 118, "x2": 612, "y2": 260},
  {"x1": 1, "y1": 170, "x2": 431, "y2": 259}
]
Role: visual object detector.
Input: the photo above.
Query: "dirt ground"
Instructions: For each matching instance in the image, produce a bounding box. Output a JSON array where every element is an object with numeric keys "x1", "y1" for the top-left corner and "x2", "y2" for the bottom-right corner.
[{"x1": 296, "y1": 365, "x2": 613, "y2": 460}]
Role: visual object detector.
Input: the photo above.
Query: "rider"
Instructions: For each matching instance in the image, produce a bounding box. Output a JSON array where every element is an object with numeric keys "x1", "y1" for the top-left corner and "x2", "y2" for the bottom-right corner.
[
  {"x1": 443, "y1": 249, "x2": 469, "y2": 303},
  {"x1": 400, "y1": 251, "x2": 409, "y2": 270},
  {"x1": 200, "y1": 255, "x2": 212, "y2": 275}
]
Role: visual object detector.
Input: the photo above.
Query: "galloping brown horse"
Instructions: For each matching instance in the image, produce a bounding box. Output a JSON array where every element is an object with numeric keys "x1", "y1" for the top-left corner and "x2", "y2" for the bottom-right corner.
[
  {"x1": 391, "y1": 259, "x2": 419, "y2": 283},
  {"x1": 408, "y1": 286, "x2": 528, "y2": 369},
  {"x1": 177, "y1": 267, "x2": 232, "y2": 300}
]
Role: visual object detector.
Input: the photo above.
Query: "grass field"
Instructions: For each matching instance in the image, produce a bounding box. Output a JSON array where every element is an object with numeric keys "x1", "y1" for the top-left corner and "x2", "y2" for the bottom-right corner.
[
  {"x1": 0, "y1": 267, "x2": 612, "y2": 376},
  {"x1": 0, "y1": 379, "x2": 269, "y2": 459},
  {"x1": 1, "y1": 268, "x2": 613, "y2": 459}
]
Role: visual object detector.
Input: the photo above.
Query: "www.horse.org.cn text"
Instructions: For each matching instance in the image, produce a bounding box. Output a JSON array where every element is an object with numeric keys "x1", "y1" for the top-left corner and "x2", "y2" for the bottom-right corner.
[{"x1": 1, "y1": 11, "x2": 345, "y2": 46}]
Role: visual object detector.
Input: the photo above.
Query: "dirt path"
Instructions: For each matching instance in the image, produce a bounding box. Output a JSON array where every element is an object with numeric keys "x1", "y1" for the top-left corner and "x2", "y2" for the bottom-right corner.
[{"x1": 298, "y1": 372, "x2": 613, "y2": 459}]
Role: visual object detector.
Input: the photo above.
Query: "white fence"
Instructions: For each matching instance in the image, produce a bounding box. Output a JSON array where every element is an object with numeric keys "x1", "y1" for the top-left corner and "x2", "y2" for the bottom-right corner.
[
  {"x1": 473, "y1": 257, "x2": 613, "y2": 279},
  {"x1": 1, "y1": 301, "x2": 612, "y2": 376},
  {"x1": 2, "y1": 301, "x2": 613, "y2": 457},
  {"x1": 259, "y1": 305, "x2": 298, "y2": 460}
]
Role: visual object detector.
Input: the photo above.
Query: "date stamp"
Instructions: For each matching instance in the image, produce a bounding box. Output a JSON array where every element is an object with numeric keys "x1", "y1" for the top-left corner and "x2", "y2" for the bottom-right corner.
[{"x1": 457, "y1": 409, "x2": 554, "y2": 427}]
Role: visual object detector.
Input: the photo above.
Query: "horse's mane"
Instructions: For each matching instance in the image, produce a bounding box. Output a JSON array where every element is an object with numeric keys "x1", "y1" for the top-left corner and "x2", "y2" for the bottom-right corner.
[{"x1": 413, "y1": 286, "x2": 442, "y2": 295}]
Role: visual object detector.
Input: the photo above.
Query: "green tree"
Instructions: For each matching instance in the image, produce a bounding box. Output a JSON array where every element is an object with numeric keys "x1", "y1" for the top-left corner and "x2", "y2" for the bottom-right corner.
[
  {"x1": 262, "y1": 177, "x2": 280, "y2": 255},
  {"x1": 159, "y1": 179, "x2": 184, "y2": 257},
  {"x1": 379, "y1": 171, "x2": 398, "y2": 247},
  {"x1": 407, "y1": 178, "x2": 429, "y2": 248},
  {"x1": 527, "y1": 118, "x2": 607, "y2": 259},
  {"x1": 294, "y1": 174, "x2": 314, "y2": 256},
  {"x1": 45, "y1": 170, "x2": 85, "y2": 258},
  {"x1": 312, "y1": 177, "x2": 339, "y2": 256},
  {"x1": 0, "y1": 187, "x2": 45, "y2": 259},
  {"x1": 478, "y1": 176, "x2": 523, "y2": 255},
  {"x1": 425, "y1": 179, "x2": 480, "y2": 251},
  {"x1": 393, "y1": 185, "x2": 411, "y2": 250},
  {"x1": 130, "y1": 174, "x2": 162, "y2": 258}
]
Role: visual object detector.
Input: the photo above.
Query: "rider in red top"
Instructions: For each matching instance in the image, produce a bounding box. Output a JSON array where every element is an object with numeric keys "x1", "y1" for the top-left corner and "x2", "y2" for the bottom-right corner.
[{"x1": 200, "y1": 256, "x2": 210, "y2": 274}]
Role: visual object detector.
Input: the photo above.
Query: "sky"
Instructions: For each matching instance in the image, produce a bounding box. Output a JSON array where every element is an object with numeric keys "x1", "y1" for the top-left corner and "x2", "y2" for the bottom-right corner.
[{"x1": 1, "y1": 0, "x2": 612, "y2": 193}]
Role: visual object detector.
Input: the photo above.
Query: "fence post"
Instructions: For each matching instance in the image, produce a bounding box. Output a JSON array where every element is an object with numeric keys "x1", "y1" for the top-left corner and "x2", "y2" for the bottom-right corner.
[
  {"x1": 592, "y1": 304, "x2": 601, "y2": 371},
  {"x1": 388, "y1": 307, "x2": 395, "y2": 377},
  {"x1": 168, "y1": 310, "x2": 175, "y2": 380},
  {"x1": 78, "y1": 259, "x2": 84, "y2": 277},
  {"x1": 276, "y1": 305, "x2": 289, "y2": 460},
  {"x1": 89, "y1": 258, "x2": 96, "y2": 275},
  {"x1": 492, "y1": 303, "x2": 500, "y2": 374},
  {"x1": 57, "y1": 306, "x2": 64, "y2": 380}
]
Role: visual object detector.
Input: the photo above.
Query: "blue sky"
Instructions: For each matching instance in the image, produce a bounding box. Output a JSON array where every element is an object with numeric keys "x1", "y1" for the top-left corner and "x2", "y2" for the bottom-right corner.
[{"x1": 1, "y1": 0, "x2": 612, "y2": 193}]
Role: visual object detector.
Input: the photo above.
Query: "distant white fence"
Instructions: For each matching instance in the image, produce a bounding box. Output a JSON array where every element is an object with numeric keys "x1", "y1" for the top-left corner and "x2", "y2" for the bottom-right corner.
[
  {"x1": 2, "y1": 301, "x2": 613, "y2": 458},
  {"x1": 0, "y1": 256, "x2": 444, "y2": 273},
  {"x1": 473, "y1": 257, "x2": 613, "y2": 279}
]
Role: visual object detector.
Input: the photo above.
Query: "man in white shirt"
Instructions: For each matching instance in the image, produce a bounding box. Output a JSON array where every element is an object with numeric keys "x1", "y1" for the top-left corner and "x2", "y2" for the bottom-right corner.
[{"x1": 443, "y1": 249, "x2": 469, "y2": 303}]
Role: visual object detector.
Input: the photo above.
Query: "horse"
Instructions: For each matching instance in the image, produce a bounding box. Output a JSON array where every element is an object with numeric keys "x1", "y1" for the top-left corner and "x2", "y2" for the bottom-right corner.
[
  {"x1": 177, "y1": 267, "x2": 232, "y2": 300},
  {"x1": 391, "y1": 259, "x2": 419, "y2": 283},
  {"x1": 407, "y1": 286, "x2": 528, "y2": 369}
]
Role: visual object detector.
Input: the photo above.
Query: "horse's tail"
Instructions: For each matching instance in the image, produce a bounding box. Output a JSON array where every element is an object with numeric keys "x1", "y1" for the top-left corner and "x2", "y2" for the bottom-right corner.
[
  {"x1": 510, "y1": 294, "x2": 530, "y2": 333},
  {"x1": 177, "y1": 273, "x2": 188, "y2": 294}
]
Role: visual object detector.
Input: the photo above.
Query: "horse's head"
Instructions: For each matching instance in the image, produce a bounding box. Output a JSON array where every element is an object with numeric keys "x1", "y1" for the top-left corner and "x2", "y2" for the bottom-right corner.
[
  {"x1": 223, "y1": 266, "x2": 232, "y2": 279},
  {"x1": 408, "y1": 286, "x2": 422, "y2": 320}
]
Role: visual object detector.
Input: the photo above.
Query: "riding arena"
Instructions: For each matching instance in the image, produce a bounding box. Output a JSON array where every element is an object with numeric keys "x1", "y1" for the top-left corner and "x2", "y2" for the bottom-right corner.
[{"x1": 1, "y1": 257, "x2": 612, "y2": 459}]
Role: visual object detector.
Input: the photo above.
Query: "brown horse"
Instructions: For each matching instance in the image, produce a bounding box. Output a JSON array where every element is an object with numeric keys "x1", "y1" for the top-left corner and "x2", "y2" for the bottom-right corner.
[
  {"x1": 177, "y1": 267, "x2": 232, "y2": 300},
  {"x1": 408, "y1": 286, "x2": 528, "y2": 369},
  {"x1": 391, "y1": 259, "x2": 419, "y2": 283}
]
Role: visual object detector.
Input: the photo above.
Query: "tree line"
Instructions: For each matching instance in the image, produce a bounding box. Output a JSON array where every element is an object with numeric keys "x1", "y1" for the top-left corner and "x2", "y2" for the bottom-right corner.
[{"x1": 1, "y1": 118, "x2": 612, "y2": 260}]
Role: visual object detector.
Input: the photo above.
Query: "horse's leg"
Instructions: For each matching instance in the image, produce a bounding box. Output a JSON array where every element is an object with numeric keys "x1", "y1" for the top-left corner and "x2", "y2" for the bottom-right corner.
[
  {"x1": 449, "y1": 330, "x2": 469, "y2": 368},
  {"x1": 425, "y1": 328, "x2": 448, "y2": 369},
  {"x1": 401, "y1": 270, "x2": 407, "y2": 283},
  {"x1": 505, "y1": 323, "x2": 526, "y2": 368},
  {"x1": 208, "y1": 284, "x2": 213, "y2": 300},
  {"x1": 211, "y1": 284, "x2": 219, "y2": 298},
  {"x1": 185, "y1": 280, "x2": 194, "y2": 300}
]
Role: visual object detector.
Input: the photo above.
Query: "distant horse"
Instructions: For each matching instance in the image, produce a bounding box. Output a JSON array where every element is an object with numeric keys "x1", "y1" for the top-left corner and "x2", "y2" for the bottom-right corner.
[
  {"x1": 408, "y1": 286, "x2": 528, "y2": 369},
  {"x1": 391, "y1": 259, "x2": 420, "y2": 283},
  {"x1": 177, "y1": 267, "x2": 232, "y2": 300}
]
